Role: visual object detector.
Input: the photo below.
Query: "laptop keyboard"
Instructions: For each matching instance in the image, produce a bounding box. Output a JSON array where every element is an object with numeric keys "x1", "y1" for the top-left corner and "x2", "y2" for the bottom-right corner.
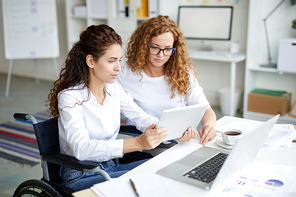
[{"x1": 183, "y1": 152, "x2": 228, "y2": 183}]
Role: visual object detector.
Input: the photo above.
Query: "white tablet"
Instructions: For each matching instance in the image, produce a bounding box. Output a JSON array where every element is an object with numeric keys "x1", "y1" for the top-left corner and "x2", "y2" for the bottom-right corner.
[{"x1": 156, "y1": 104, "x2": 208, "y2": 141}]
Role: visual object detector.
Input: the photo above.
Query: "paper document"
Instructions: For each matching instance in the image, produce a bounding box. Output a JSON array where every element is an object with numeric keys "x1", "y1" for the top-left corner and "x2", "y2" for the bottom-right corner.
[
  {"x1": 209, "y1": 162, "x2": 296, "y2": 197},
  {"x1": 91, "y1": 176, "x2": 136, "y2": 197},
  {"x1": 262, "y1": 124, "x2": 296, "y2": 152},
  {"x1": 130, "y1": 172, "x2": 184, "y2": 197},
  {"x1": 91, "y1": 172, "x2": 184, "y2": 197}
]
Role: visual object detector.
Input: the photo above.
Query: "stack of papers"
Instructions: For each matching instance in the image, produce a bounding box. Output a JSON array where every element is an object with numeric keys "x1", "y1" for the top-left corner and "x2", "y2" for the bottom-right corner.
[
  {"x1": 262, "y1": 124, "x2": 296, "y2": 152},
  {"x1": 91, "y1": 172, "x2": 184, "y2": 197}
]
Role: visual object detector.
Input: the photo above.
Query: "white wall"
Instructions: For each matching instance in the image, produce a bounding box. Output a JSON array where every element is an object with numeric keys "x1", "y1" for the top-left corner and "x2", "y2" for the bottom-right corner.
[
  {"x1": 0, "y1": 0, "x2": 249, "y2": 108},
  {"x1": 258, "y1": 0, "x2": 296, "y2": 64}
]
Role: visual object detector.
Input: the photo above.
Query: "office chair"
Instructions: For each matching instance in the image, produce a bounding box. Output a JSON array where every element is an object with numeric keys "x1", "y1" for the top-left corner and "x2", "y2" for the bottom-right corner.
[{"x1": 12, "y1": 113, "x2": 151, "y2": 197}]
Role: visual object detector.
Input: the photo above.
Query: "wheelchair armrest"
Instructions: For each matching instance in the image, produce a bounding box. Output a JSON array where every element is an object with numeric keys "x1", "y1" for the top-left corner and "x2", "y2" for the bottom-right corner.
[
  {"x1": 119, "y1": 125, "x2": 142, "y2": 137},
  {"x1": 42, "y1": 152, "x2": 100, "y2": 170},
  {"x1": 42, "y1": 152, "x2": 110, "y2": 180}
]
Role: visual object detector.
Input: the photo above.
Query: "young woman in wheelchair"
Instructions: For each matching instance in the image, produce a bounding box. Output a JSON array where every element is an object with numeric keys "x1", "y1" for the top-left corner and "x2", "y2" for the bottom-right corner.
[{"x1": 47, "y1": 25, "x2": 172, "y2": 191}]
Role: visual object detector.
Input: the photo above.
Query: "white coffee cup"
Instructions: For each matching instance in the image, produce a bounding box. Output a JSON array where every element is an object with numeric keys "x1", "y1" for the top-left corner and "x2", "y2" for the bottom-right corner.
[{"x1": 221, "y1": 129, "x2": 242, "y2": 146}]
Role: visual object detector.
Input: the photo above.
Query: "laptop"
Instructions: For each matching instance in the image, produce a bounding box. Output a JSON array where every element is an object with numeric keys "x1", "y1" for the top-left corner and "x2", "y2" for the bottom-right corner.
[
  {"x1": 156, "y1": 104, "x2": 208, "y2": 141},
  {"x1": 157, "y1": 115, "x2": 279, "y2": 190}
]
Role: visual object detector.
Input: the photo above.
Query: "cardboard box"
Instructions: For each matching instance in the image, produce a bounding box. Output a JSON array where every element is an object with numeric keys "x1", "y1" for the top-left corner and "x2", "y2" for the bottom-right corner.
[{"x1": 248, "y1": 92, "x2": 291, "y2": 116}]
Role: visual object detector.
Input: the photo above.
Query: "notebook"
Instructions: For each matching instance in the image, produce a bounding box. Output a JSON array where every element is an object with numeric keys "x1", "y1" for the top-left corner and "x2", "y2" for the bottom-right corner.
[
  {"x1": 156, "y1": 104, "x2": 208, "y2": 141},
  {"x1": 157, "y1": 115, "x2": 279, "y2": 190}
]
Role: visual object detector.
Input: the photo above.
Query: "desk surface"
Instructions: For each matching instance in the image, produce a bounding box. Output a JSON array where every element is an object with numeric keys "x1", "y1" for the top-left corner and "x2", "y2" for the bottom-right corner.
[
  {"x1": 189, "y1": 50, "x2": 246, "y2": 62},
  {"x1": 73, "y1": 116, "x2": 296, "y2": 197}
]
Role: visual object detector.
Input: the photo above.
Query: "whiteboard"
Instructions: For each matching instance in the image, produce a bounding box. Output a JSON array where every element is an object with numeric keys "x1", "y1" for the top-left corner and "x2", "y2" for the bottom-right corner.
[{"x1": 2, "y1": 0, "x2": 59, "y2": 59}]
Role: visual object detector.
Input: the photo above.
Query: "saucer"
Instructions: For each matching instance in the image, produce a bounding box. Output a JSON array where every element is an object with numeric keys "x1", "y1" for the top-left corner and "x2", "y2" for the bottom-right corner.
[{"x1": 216, "y1": 138, "x2": 233, "y2": 150}]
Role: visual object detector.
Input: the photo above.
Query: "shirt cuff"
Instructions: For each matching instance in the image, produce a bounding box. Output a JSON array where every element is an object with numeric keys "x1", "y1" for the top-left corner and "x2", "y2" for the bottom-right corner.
[{"x1": 108, "y1": 139, "x2": 124, "y2": 159}]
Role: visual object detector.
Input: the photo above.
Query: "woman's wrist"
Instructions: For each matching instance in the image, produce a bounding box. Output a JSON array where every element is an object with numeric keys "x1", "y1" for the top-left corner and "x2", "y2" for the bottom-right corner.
[{"x1": 123, "y1": 137, "x2": 143, "y2": 154}]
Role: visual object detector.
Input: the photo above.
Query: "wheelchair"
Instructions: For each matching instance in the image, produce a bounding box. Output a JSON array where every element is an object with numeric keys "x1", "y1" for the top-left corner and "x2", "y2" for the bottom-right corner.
[{"x1": 12, "y1": 113, "x2": 152, "y2": 197}]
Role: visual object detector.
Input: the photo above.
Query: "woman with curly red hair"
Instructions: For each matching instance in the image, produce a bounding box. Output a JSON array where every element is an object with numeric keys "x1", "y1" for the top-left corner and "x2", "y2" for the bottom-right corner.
[
  {"x1": 47, "y1": 24, "x2": 168, "y2": 191},
  {"x1": 117, "y1": 15, "x2": 217, "y2": 154}
]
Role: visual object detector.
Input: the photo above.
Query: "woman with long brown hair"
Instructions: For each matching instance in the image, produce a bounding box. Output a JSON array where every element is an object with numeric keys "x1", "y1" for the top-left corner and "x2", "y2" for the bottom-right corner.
[
  {"x1": 47, "y1": 24, "x2": 168, "y2": 191},
  {"x1": 117, "y1": 15, "x2": 217, "y2": 155}
]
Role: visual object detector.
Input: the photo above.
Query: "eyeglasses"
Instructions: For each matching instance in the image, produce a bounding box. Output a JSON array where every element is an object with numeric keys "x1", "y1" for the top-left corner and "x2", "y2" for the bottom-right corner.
[{"x1": 147, "y1": 45, "x2": 176, "y2": 56}]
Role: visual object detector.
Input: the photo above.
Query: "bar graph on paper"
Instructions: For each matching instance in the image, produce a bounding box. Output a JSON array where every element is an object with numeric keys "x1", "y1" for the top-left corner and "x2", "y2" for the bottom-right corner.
[
  {"x1": 222, "y1": 177, "x2": 247, "y2": 193},
  {"x1": 221, "y1": 176, "x2": 285, "y2": 196}
]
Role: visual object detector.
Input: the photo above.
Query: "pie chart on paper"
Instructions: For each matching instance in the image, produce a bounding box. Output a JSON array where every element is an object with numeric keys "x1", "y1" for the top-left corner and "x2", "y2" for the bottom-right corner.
[{"x1": 264, "y1": 179, "x2": 284, "y2": 187}]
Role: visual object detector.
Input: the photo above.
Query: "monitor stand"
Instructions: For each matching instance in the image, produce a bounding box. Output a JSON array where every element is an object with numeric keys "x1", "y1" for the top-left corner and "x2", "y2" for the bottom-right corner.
[
  {"x1": 200, "y1": 45, "x2": 213, "y2": 51},
  {"x1": 199, "y1": 40, "x2": 213, "y2": 51},
  {"x1": 189, "y1": 41, "x2": 216, "y2": 55}
]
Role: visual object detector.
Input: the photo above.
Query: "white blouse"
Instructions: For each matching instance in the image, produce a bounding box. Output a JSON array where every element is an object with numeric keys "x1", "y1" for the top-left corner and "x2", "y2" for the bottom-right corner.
[
  {"x1": 58, "y1": 82, "x2": 158, "y2": 162},
  {"x1": 117, "y1": 63, "x2": 210, "y2": 120}
]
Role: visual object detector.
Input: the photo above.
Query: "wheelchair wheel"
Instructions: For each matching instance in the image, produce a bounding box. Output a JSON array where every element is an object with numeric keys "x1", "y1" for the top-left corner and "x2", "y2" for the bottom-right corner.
[{"x1": 13, "y1": 179, "x2": 62, "y2": 197}]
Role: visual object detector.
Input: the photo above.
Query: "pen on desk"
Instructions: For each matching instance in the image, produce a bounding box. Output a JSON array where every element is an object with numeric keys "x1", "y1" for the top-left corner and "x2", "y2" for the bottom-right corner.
[{"x1": 130, "y1": 179, "x2": 139, "y2": 196}]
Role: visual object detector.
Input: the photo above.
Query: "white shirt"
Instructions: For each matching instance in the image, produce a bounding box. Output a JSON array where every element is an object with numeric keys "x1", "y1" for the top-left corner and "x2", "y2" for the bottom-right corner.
[
  {"x1": 58, "y1": 82, "x2": 158, "y2": 162},
  {"x1": 117, "y1": 62, "x2": 210, "y2": 121}
]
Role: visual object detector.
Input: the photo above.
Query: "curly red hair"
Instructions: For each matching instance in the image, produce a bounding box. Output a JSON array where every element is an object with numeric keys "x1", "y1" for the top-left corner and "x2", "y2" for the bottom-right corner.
[{"x1": 125, "y1": 15, "x2": 197, "y2": 98}]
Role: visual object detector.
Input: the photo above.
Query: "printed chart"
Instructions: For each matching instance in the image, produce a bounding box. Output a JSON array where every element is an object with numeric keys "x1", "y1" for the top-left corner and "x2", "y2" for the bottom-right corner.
[
  {"x1": 264, "y1": 179, "x2": 284, "y2": 187},
  {"x1": 209, "y1": 162, "x2": 296, "y2": 197}
]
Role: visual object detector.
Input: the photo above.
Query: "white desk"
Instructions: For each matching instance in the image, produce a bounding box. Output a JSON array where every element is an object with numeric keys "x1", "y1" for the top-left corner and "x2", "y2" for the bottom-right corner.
[
  {"x1": 73, "y1": 116, "x2": 296, "y2": 197},
  {"x1": 189, "y1": 51, "x2": 246, "y2": 116}
]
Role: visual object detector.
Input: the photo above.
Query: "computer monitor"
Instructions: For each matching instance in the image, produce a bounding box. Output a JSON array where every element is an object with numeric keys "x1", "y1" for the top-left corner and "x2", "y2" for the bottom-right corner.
[{"x1": 178, "y1": 6, "x2": 233, "y2": 51}]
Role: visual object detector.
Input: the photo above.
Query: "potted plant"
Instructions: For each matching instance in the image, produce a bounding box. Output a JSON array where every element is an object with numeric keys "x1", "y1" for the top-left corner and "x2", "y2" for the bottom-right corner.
[{"x1": 292, "y1": 19, "x2": 296, "y2": 29}]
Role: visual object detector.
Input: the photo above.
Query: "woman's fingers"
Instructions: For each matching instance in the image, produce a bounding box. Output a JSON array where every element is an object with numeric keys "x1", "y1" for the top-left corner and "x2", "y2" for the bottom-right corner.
[
  {"x1": 140, "y1": 126, "x2": 168, "y2": 150},
  {"x1": 177, "y1": 127, "x2": 198, "y2": 142},
  {"x1": 199, "y1": 125, "x2": 217, "y2": 145}
]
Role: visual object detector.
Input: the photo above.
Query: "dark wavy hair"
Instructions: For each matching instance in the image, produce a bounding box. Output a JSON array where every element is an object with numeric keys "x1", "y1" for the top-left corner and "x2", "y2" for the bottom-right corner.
[
  {"x1": 125, "y1": 15, "x2": 197, "y2": 98},
  {"x1": 47, "y1": 24, "x2": 122, "y2": 117}
]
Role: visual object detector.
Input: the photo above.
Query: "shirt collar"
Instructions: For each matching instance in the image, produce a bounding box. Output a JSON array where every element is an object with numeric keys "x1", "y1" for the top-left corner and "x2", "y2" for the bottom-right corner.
[
  {"x1": 104, "y1": 83, "x2": 115, "y2": 97},
  {"x1": 76, "y1": 83, "x2": 90, "y2": 100},
  {"x1": 76, "y1": 82, "x2": 115, "y2": 101}
]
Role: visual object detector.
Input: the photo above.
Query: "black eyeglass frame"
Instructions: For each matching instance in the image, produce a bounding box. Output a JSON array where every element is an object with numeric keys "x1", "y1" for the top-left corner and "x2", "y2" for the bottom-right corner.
[{"x1": 147, "y1": 45, "x2": 176, "y2": 56}]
